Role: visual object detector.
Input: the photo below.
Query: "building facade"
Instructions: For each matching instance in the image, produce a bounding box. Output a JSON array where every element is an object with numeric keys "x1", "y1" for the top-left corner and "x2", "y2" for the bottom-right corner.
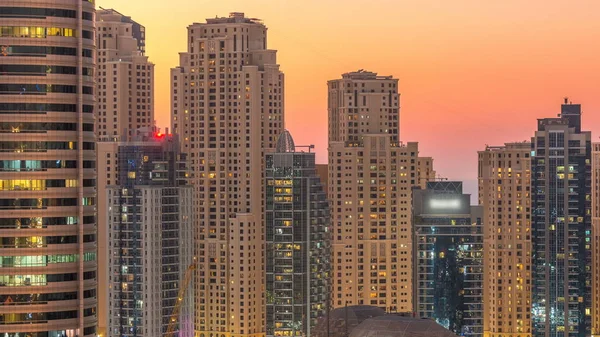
[
  {"x1": 479, "y1": 142, "x2": 532, "y2": 337},
  {"x1": 315, "y1": 164, "x2": 328, "y2": 194},
  {"x1": 531, "y1": 100, "x2": 592, "y2": 337},
  {"x1": 171, "y1": 12, "x2": 284, "y2": 337},
  {"x1": 0, "y1": 1, "x2": 98, "y2": 336},
  {"x1": 591, "y1": 143, "x2": 600, "y2": 337},
  {"x1": 105, "y1": 133, "x2": 193, "y2": 337},
  {"x1": 327, "y1": 70, "x2": 434, "y2": 313},
  {"x1": 412, "y1": 181, "x2": 484, "y2": 337},
  {"x1": 96, "y1": 9, "x2": 154, "y2": 335},
  {"x1": 265, "y1": 131, "x2": 331, "y2": 337},
  {"x1": 96, "y1": 8, "x2": 154, "y2": 140}
]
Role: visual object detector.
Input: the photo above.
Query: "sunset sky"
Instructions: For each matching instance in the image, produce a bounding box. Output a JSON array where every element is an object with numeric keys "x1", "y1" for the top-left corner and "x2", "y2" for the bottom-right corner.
[{"x1": 98, "y1": 0, "x2": 600, "y2": 197}]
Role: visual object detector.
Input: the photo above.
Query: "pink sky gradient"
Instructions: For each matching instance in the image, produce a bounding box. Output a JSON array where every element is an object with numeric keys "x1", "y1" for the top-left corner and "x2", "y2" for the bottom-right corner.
[{"x1": 97, "y1": 0, "x2": 600, "y2": 196}]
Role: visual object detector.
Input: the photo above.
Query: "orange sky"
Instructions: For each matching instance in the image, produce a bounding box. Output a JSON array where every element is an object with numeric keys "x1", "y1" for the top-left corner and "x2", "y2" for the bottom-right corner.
[{"x1": 97, "y1": 0, "x2": 600, "y2": 196}]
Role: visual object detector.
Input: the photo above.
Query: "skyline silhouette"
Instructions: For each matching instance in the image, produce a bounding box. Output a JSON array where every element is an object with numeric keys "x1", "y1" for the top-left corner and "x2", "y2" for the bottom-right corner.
[{"x1": 97, "y1": 0, "x2": 600, "y2": 199}]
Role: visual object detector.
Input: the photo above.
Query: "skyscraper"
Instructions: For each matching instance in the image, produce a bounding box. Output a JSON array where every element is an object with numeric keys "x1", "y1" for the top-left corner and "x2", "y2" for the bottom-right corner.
[
  {"x1": 265, "y1": 131, "x2": 331, "y2": 337},
  {"x1": 105, "y1": 132, "x2": 193, "y2": 337},
  {"x1": 531, "y1": 99, "x2": 592, "y2": 337},
  {"x1": 412, "y1": 181, "x2": 484, "y2": 337},
  {"x1": 479, "y1": 142, "x2": 532, "y2": 337},
  {"x1": 96, "y1": 8, "x2": 154, "y2": 140},
  {"x1": 591, "y1": 143, "x2": 600, "y2": 337},
  {"x1": 95, "y1": 9, "x2": 154, "y2": 335},
  {"x1": 0, "y1": 1, "x2": 98, "y2": 337},
  {"x1": 171, "y1": 12, "x2": 284, "y2": 337},
  {"x1": 327, "y1": 70, "x2": 434, "y2": 312}
]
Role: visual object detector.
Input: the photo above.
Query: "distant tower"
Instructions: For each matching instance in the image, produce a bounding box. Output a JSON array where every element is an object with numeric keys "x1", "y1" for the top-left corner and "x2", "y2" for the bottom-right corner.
[
  {"x1": 106, "y1": 133, "x2": 193, "y2": 337},
  {"x1": 591, "y1": 142, "x2": 600, "y2": 337},
  {"x1": 413, "y1": 181, "x2": 484, "y2": 336},
  {"x1": 265, "y1": 130, "x2": 331, "y2": 337},
  {"x1": 95, "y1": 9, "x2": 155, "y2": 335},
  {"x1": 96, "y1": 8, "x2": 154, "y2": 140},
  {"x1": 479, "y1": 142, "x2": 533, "y2": 337},
  {"x1": 531, "y1": 101, "x2": 592, "y2": 337},
  {"x1": 171, "y1": 12, "x2": 285, "y2": 337},
  {"x1": 327, "y1": 70, "x2": 435, "y2": 312}
]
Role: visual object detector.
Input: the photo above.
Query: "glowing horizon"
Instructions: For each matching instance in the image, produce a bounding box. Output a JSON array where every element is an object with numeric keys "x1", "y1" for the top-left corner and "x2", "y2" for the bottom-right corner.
[{"x1": 96, "y1": 0, "x2": 600, "y2": 195}]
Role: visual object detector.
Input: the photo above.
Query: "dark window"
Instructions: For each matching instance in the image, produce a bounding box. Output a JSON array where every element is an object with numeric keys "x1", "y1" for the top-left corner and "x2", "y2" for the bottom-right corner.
[{"x1": 0, "y1": 7, "x2": 76, "y2": 19}]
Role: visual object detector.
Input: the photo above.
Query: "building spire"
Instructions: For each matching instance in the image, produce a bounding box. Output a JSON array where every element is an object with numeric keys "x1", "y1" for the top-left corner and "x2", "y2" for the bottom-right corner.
[{"x1": 276, "y1": 129, "x2": 296, "y2": 153}]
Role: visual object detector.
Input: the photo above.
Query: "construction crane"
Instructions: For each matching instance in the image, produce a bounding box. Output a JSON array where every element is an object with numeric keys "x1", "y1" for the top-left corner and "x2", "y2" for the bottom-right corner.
[{"x1": 166, "y1": 259, "x2": 196, "y2": 337}]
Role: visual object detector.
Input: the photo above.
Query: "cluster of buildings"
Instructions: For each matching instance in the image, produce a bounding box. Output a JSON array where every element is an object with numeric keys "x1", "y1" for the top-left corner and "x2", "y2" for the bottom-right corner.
[{"x1": 0, "y1": 2, "x2": 599, "y2": 337}]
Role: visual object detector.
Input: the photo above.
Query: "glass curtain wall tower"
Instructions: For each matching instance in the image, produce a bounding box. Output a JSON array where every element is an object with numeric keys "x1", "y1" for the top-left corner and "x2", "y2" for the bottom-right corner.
[
  {"x1": 265, "y1": 131, "x2": 331, "y2": 337},
  {"x1": 531, "y1": 99, "x2": 592, "y2": 337},
  {"x1": 0, "y1": 1, "x2": 98, "y2": 337},
  {"x1": 412, "y1": 181, "x2": 484, "y2": 337},
  {"x1": 106, "y1": 133, "x2": 193, "y2": 337}
]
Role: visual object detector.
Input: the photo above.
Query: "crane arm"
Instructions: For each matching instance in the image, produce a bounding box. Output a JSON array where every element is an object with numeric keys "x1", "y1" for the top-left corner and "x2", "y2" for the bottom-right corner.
[{"x1": 166, "y1": 261, "x2": 196, "y2": 337}]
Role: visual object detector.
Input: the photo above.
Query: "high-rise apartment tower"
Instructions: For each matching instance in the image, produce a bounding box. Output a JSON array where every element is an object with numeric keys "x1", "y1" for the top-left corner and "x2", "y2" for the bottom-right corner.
[
  {"x1": 479, "y1": 142, "x2": 532, "y2": 337},
  {"x1": 413, "y1": 181, "x2": 484, "y2": 337},
  {"x1": 591, "y1": 143, "x2": 600, "y2": 337},
  {"x1": 171, "y1": 12, "x2": 284, "y2": 337},
  {"x1": 531, "y1": 99, "x2": 592, "y2": 337},
  {"x1": 96, "y1": 8, "x2": 154, "y2": 140},
  {"x1": 0, "y1": 1, "x2": 98, "y2": 337},
  {"x1": 96, "y1": 10, "x2": 154, "y2": 335},
  {"x1": 105, "y1": 133, "x2": 193, "y2": 337},
  {"x1": 327, "y1": 70, "x2": 434, "y2": 312},
  {"x1": 265, "y1": 131, "x2": 331, "y2": 337}
]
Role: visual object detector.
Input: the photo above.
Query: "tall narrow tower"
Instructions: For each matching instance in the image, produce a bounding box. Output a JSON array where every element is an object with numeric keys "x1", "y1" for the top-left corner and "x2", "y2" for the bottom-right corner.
[
  {"x1": 327, "y1": 70, "x2": 434, "y2": 312},
  {"x1": 0, "y1": 1, "x2": 98, "y2": 337},
  {"x1": 591, "y1": 142, "x2": 600, "y2": 337},
  {"x1": 413, "y1": 181, "x2": 484, "y2": 336},
  {"x1": 479, "y1": 142, "x2": 533, "y2": 337},
  {"x1": 171, "y1": 12, "x2": 284, "y2": 337},
  {"x1": 106, "y1": 133, "x2": 193, "y2": 337},
  {"x1": 96, "y1": 8, "x2": 154, "y2": 140},
  {"x1": 531, "y1": 100, "x2": 592, "y2": 337},
  {"x1": 265, "y1": 131, "x2": 331, "y2": 337},
  {"x1": 95, "y1": 9, "x2": 154, "y2": 335}
]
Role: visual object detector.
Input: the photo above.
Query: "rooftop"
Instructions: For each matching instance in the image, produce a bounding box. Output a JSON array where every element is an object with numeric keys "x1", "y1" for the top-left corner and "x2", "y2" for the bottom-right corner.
[
  {"x1": 350, "y1": 315, "x2": 458, "y2": 337},
  {"x1": 204, "y1": 12, "x2": 264, "y2": 25},
  {"x1": 341, "y1": 69, "x2": 395, "y2": 80}
]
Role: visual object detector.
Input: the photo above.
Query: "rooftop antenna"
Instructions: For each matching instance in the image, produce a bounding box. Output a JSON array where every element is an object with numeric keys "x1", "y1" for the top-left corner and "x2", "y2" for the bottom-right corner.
[{"x1": 295, "y1": 144, "x2": 315, "y2": 153}]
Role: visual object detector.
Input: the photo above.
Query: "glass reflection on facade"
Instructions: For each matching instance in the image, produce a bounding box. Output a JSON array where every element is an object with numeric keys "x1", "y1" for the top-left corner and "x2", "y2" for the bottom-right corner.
[
  {"x1": 0, "y1": 1, "x2": 97, "y2": 336},
  {"x1": 531, "y1": 100, "x2": 592, "y2": 337},
  {"x1": 107, "y1": 134, "x2": 193, "y2": 337},
  {"x1": 265, "y1": 131, "x2": 331, "y2": 337},
  {"x1": 413, "y1": 181, "x2": 483, "y2": 337}
]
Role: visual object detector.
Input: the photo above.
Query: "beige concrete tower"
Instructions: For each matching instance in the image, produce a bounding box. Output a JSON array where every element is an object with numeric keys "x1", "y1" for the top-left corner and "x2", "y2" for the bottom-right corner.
[
  {"x1": 95, "y1": 9, "x2": 154, "y2": 336},
  {"x1": 592, "y1": 143, "x2": 600, "y2": 337},
  {"x1": 418, "y1": 157, "x2": 436, "y2": 186},
  {"x1": 171, "y1": 12, "x2": 284, "y2": 337},
  {"x1": 327, "y1": 70, "x2": 433, "y2": 313},
  {"x1": 0, "y1": 1, "x2": 98, "y2": 336},
  {"x1": 478, "y1": 142, "x2": 532, "y2": 337},
  {"x1": 96, "y1": 9, "x2": 154, "y2": 140}
]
